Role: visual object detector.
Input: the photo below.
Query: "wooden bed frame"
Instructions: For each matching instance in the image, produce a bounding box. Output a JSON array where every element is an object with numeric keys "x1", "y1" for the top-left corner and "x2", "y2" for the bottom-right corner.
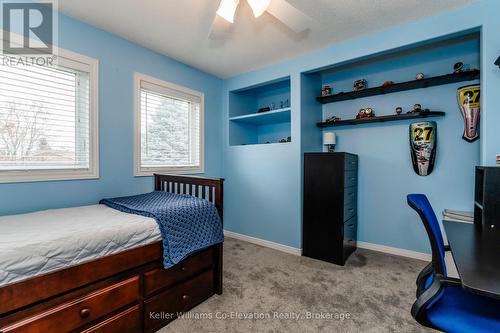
[{"x1": 0, "y1": 174, "x2": 224, "y2": 333}]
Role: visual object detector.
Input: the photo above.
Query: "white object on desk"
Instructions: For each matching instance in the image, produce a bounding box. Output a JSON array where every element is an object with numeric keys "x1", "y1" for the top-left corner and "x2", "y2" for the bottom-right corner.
[{"x1": 442, "y1": 209, "x2": 474, "y2": 223}]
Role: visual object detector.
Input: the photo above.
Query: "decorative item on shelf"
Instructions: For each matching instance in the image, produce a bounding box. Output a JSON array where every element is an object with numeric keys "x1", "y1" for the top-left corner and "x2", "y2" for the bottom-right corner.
[
  {"x1": 407, "y1": 104, "x2": 429, "y2": 114},
  {"x1": 409, "y1": 121, "x2": 437, "y2": 176},
  {"x1": 356, "y1": 107, "x2": 375, "y2": 119},
  {"x1": 322, "y1": 85, "x2": 332, "y2": 96},
  {"x1": 496, "y1": 155, "x2": 500, "y2": 166},
  {"x1": 270, "y1": 102, "x2": 276, "y2": 110},
  {"x1": 325, "y1": 115, "x2": 341, "y2": 123},
  {"x1": 382, "y1": 81, "x2": 395, "y2": 86},
  {"x1": 395, "y1": 106, "x2": 403, "y2": 115},
  {"x1": 457, "y1": 84, "x2": 480, "y2": 142},
  {"x1": 284, "y1": 99, "x2": 290, "y2": 108},
  {"x1": 323, "y1": 132, "x2": 336, "y2": 153},
  {"x1": 353, "y1": 79, "x2": 367, "y2": 91},
  {"x1": 495, "y1": 56, "x2": 500, "y2": 68},
  {"x1": 416, "y1": 73, "x2": 425, "y2": 80},
  {"x1": 278, "y1": 137, "x2": 291, "y2": 143},
  {"x1": 257, "y1": 107, "x2": 271, "y2": 113},
  {"x1": 454, "y1": 62, "x2": 464, "y2": 73}
]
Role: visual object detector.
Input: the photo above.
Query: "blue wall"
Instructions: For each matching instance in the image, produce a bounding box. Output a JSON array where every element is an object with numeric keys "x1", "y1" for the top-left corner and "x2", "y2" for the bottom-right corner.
[
  {"x1": 319, "y1": 38, "x2": 480, "y2": 253},
  {"x1": 0, "y1": 13, "x2": 223, "y2": 216},
  {"x1": 223, "y1": 0, "x2": 500, "y2": 253}
]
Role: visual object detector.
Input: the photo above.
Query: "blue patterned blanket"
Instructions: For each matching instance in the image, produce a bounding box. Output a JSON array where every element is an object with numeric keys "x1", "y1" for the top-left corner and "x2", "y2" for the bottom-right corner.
[{"x1": 100, "y1": 191, "x2": 223, "y2": 268}]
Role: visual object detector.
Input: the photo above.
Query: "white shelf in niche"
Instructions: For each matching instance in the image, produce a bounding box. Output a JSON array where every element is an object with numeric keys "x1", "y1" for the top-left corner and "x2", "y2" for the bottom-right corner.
[{"x1": 229, "y1": 108, "x2": 291, "y2": 126}]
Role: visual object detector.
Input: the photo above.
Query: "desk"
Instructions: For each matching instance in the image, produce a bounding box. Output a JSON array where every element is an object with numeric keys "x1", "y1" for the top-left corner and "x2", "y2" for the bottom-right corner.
[{"x1": 444, "y1": 221, "x2": 500, "y2": 299}]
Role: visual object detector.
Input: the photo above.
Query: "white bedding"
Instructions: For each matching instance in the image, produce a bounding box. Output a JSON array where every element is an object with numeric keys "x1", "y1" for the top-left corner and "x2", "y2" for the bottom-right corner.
[{"x1": 0, "y1": 204, "x2": 161, "y2": 287}]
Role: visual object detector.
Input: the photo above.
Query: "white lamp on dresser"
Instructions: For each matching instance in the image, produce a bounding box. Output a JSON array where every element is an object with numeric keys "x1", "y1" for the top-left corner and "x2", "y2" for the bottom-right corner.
[{"x1": 323, "y1": 131, "x2": 336, "y2": 153}]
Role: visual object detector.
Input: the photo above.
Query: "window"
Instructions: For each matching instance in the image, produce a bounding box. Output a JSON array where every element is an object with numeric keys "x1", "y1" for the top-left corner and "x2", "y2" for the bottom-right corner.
[
  {"x1": 135, "y1": 73, "x2": 204, "y2": 175},
  {"x1": 0, "y1": 50, "x2": 99, "y2": 183}
]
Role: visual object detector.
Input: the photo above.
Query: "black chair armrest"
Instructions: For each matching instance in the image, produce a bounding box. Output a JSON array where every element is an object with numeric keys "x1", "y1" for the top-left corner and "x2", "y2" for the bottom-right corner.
[
  {"x1": 444, "y1": 245, "x2": 451, "y2": 251},
  {"x1": 416, "y1": 262, "x2": 433, "y2": 286},
  {"x1": 416, "y1": 262, "x2": 433, "y2": 298},
  {"x1": 411, "y1": 274, "x2": 462, "y2": 329}
]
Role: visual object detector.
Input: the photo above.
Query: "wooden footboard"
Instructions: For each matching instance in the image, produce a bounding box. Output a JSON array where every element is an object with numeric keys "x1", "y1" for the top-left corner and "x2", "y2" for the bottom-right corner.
[{"x1": 0, "y1": 174, "x2": 224, "y2": 333}]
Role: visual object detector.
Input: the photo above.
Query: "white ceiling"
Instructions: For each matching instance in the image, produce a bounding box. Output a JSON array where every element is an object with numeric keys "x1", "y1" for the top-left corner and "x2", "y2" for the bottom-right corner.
[{"x1": 59, "y1": 0, "x2": 476, "y2": 78}]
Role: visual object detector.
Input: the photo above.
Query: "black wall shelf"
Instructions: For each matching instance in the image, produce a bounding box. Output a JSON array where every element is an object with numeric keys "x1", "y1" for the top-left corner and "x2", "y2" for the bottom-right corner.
[
  {"x1": 317, "y1": 111, "x2": 445, "y2": 128},
  {"x1": 316, "y1": 70, "x2": 480, "y2": 104}
]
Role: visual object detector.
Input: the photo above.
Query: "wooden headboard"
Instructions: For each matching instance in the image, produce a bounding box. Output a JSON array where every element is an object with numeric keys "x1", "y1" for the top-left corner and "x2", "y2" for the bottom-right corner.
[{"x1": 154, "y1": 174, "x2": 224, "y2": 221}]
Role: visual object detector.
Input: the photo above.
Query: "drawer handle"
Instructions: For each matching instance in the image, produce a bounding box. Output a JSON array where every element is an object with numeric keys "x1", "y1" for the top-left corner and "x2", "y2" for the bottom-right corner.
[
  {"x1": 348, "y1": 208, "x2": 354, "y2": 212},
  {"x1": 350, "y1": 178, "x2": 356, "y2": 181},
  {"x1": 182, "y1": 294, "x2": 189, "y2": 301},
  {"x1": 348, "y1": 224, "x2": 354, "y2": 228},
  {"x1": 80, "y1": 307, "x2": 91, "y2": 319}
]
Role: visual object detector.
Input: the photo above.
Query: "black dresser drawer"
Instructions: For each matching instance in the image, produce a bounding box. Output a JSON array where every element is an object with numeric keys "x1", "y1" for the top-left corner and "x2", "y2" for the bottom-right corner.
[
  {"x1": 344, "y1": 170, "x2": 357, "y2": 188},
  {"x1": 344, "y1": 215, "x2": 357, "y2": 241},
  {"x1": 343, "y1": 215, "x2": 357, "y2": 262},
  {"x1": 345, "y1": 154, "x2": 358, "y2": 171},
  {"x1": 344, "y1": 187, "x2": 357, "y2": 206},
  {"x1": 344, "y1": 201, "x2": 356, "y2": 221}
]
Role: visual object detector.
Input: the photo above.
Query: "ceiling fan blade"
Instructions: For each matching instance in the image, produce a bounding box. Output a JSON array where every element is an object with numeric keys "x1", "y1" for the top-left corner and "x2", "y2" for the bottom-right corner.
[
  {"x1": 266, "y1": 0, "x2": 311, "y2": 33},
  {"x1": 208, "y1": 14, "x2": 233, "y2": 40}
]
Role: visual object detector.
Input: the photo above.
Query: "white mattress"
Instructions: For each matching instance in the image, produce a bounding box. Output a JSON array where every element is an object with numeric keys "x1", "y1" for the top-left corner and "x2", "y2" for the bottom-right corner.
[{"x1": 0, "y1": 204, "x2": 161, "y2": 287}]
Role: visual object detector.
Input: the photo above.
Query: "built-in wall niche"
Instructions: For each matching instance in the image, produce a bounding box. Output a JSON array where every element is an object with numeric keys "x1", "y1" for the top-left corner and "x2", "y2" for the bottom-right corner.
[
  {"x1": 229, "y1": 77, "x2": 291, "y2": 146},
  {"x1": 311, "y1": 32, "x2": 480, "y2": 130}
]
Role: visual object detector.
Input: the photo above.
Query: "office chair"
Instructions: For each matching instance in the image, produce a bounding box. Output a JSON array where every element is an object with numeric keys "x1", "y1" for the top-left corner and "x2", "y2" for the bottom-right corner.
[
  {"x1": 407, "y1": 194, "x2": 450, "y2": 296},
  {"x1": 407, "y1": 194, "x2": 500, "y2": 332}
]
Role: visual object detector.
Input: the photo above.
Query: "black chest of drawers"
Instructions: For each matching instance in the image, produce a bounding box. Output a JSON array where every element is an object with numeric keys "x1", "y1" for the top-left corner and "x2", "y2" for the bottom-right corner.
[{"x1": 302, "y1": 152, "x2": 358, "y2": 265}]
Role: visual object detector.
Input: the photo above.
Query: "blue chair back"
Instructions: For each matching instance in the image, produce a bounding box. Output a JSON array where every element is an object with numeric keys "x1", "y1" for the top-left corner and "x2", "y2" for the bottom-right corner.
[{"x1": 407, "y1": 194, "x2": 447, "y2": 276}]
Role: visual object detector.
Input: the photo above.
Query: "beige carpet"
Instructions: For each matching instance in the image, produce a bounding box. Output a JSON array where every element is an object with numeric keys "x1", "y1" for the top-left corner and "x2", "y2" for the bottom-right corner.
[{"x1": 160, "y1": 237, "x2": 434, "y2": 333}]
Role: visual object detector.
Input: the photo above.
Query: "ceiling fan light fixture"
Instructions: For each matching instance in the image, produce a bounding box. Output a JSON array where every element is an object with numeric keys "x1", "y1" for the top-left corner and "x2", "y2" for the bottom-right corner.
[
  {"x1": 248, "y1": 0, "x2": 270, "y2": 18},
  {"x1": 216, "y1": 0, "x2": 239, "y2": 23}
]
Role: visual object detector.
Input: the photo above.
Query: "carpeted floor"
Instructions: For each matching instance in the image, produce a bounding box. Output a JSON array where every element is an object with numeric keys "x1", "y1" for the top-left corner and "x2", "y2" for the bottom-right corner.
[{"x1": 160, "y1": 237, "x2": 434, "y2": 333}]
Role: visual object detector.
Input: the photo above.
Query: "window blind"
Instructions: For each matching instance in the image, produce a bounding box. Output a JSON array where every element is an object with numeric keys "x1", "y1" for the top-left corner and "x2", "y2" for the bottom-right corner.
[
  {"x1": 0, "y1": 56, "x2": 91, "y2": 171},
  {"x1": 139, "y1": 81, "x2": 201, "y2": 169}
]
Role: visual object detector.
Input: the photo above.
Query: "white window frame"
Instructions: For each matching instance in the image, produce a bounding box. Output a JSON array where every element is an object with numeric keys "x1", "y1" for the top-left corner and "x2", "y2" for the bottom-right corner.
[
  {"x1": 134, "y1": 73, "x2": 205, "y2": 176},
  {"x1": 0, "y1": 31, "x2": 99, "y2": 183}
]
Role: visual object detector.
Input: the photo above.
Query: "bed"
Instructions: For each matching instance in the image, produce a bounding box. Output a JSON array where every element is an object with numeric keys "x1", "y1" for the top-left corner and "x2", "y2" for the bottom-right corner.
[{"x1": 0, "y1": 174, "x2": 224, "y2": 333}]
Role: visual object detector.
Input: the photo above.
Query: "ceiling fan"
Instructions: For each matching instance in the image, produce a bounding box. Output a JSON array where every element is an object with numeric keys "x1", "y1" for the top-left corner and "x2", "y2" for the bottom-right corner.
[{"x1": 209, "y1": 0, "x2": 311, "y2": 39}]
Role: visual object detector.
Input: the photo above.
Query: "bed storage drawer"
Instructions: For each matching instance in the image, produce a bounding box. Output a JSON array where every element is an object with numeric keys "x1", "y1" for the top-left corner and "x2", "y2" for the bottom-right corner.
[
  {"x1": 1, "y1": 277, "x2": 140, "y2": 333},
  {"x1": 144, "y1": 248, "x2": 213, "y2": 296},
  {"x1": 81, "y1": 305, "x2": 141, "y2": 333},
  {"x1": 144, "y1": 270, "x2": 214, "y2": 332}
]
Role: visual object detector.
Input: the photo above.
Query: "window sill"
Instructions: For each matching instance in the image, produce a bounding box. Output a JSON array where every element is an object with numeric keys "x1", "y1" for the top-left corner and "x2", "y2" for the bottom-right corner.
[
  {"x1": 135, "y1": 167, "x2": 204, "y2": 177},
  {"x1": 0, "y1": 170, "x2": 99, "y2": 184}
]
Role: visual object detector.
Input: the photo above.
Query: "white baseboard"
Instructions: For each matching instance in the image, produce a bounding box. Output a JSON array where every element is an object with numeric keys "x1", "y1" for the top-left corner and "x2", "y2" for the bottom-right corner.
[
  {"x1": 223, "y1": 230, "x2": 302, "y2": 256},
  {"x1": 224, "y1": 230, "x2": 431, "y2": 262},
  {"x1": 357, "y1": 241, "x2": 431, "y2": 262}
]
